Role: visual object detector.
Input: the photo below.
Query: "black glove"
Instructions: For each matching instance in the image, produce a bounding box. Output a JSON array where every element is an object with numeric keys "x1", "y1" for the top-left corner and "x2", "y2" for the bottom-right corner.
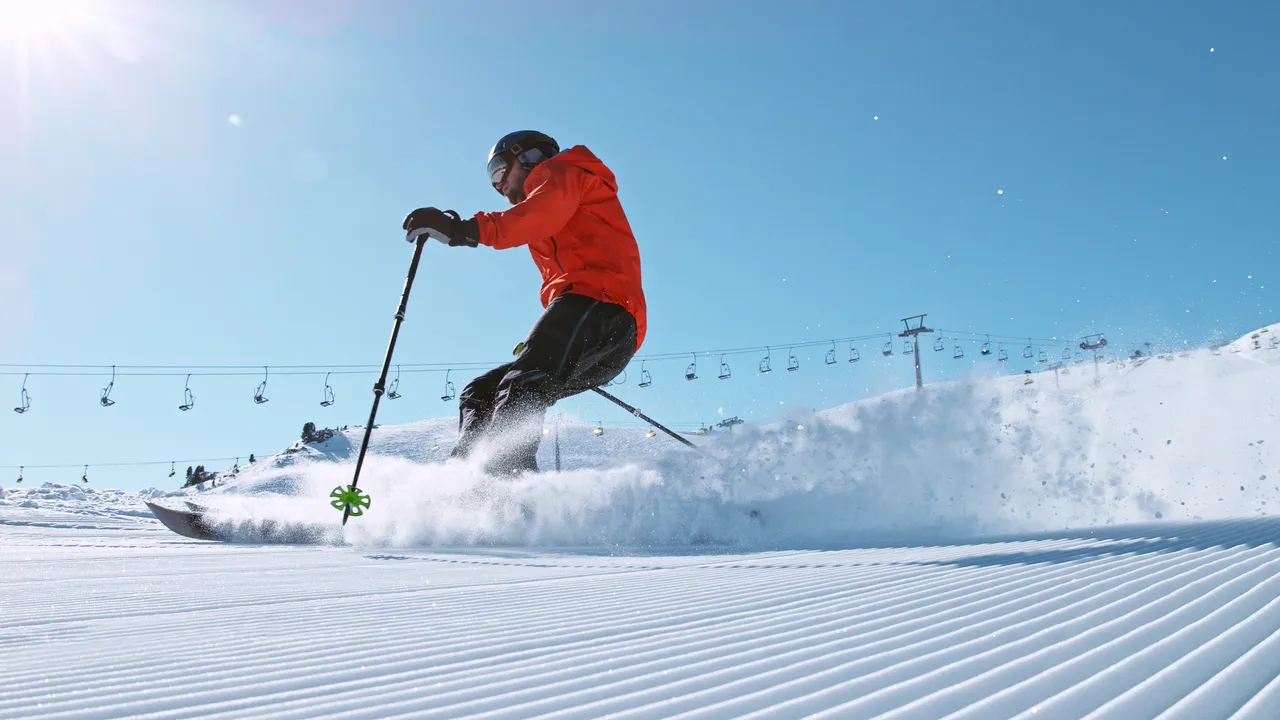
[{"x1": 402, "y1": 208, "x2": 479, "y2": 247}]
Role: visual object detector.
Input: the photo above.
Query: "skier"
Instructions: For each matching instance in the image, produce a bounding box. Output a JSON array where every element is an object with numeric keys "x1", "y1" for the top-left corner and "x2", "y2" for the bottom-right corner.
[{"x1": 401, "y1": 131, "x2": 646, "y2": 474}]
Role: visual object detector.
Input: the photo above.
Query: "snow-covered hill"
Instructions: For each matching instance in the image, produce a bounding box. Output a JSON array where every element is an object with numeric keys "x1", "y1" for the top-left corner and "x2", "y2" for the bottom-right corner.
[{"x1": 49, "y1": 321, "x2": 1272, "y2": 547}]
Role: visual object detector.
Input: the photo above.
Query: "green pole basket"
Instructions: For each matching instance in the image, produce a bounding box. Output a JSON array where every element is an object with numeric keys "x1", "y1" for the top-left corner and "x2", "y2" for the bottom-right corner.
[{"x1": 330, "y1": 485, "x2": 371, "y2": 517}]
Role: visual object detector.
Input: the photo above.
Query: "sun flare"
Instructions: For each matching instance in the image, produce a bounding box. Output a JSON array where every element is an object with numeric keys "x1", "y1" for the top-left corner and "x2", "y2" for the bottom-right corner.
[{"x1": 0, "y1": 0, "x2": 93, "y2": 43}]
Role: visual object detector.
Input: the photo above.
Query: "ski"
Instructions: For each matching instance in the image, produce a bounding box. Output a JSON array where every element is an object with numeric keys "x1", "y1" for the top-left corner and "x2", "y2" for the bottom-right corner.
[{"x1": 145, "y1": 501, "x2": 336, "y2": 544}]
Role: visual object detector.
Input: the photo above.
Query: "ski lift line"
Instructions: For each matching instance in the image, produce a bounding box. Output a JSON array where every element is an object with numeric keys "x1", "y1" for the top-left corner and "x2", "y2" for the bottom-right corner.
[
  {"x1": 932, "y1": 329, "x2": 1081, "y2": 346},
  {"x1": 0, "y1": 332, "x2": 893, "y2": 376},
  {"x1": 0, "y1": 454, "x2": 270, "y2": 470}
]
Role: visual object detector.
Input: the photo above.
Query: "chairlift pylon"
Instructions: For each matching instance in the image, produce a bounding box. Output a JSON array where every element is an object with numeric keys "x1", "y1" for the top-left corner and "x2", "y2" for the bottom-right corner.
[
  {"x1": 179, "y1": 373, "x2": 194, "y2": 411},
  {"x1": 685, "y1": 353, "x2": 698, "y2": 381},
  {"x1": 100, "y1": 365, "x2": 116, "y2": 407},
  {"x1": 759, "y1": 348, "x2": 772, "y2": 374},
  {"x1": 824, "y1": 342, "x2": 837, "y2": 366},
  {"x1": 849, "y1": 345, "x2": 860, "y2": 363},
  {"x1": 320, "y1": 372, "x2": 336, "y2": 407},
  {"x1": 387, "y1": 365, "x2": 402, "y2": 400},
  {"x1": 14, "y1": 373, "x2": 30, "y2": 414},
  {"x1": 254, "y1": 366, "x2": 269, "y2": 404},
  {"x1": 638, "y1": 360, "x2": 653, "y2": 388},
  {"x1": 787, "y1": 347, "x2": 799, "y2": 372},
  {"x1": 718, "y1": 354, "x2": 731, "y2": 380},
  {"x1": 441, "y1": 370, "x2": 456, "y2": 402},
  {"x1": 953, "y1": 344, "x2": 965, "y2": 359}
]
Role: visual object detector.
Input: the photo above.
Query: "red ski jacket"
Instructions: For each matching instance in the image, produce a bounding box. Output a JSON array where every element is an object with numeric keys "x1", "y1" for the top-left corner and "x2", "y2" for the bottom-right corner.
[{"x1": 474, "y1": 146, "x2": 647, "y2": 350}]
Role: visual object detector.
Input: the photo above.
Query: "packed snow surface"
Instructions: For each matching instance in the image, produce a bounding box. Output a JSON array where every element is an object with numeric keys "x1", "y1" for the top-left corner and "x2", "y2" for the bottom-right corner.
[{"x1": 1, "y1": 324, "x2": 1278, "y2": 717}]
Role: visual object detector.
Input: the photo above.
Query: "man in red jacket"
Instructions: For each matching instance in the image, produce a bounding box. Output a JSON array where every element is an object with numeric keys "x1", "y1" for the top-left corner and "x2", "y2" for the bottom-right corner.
[{"x1": 402, "y1": 131, "x2": 646, "y2": 474}]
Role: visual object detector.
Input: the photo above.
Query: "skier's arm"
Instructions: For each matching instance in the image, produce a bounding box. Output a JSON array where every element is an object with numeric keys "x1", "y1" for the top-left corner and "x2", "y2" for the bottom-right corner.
[{"x1": 475, "y1": 163, "x2": 584, "y2": 250}]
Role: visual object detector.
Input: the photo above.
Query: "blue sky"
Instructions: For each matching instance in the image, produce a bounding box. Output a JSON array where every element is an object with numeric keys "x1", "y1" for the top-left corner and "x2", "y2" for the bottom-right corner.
[{"x1": 2, "y1": 0, "x2": 1276, "y2": 490}]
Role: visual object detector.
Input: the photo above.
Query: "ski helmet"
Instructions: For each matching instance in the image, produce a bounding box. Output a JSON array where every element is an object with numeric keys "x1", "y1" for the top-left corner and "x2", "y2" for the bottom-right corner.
[{"x1": 487, "y1": 130, "x2": 559, "y2": 190}]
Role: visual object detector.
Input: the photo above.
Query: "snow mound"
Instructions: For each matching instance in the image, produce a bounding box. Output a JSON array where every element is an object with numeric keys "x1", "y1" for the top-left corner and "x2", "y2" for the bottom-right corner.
[{"x1": 159, "y1": 324, "x2": 1279, "y2": 548}]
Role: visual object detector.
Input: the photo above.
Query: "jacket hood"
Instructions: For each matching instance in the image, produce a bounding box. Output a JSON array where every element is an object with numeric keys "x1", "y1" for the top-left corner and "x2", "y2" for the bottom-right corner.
[{"x1": 549, "y1": 145, "x2": 616, "y2": 191}]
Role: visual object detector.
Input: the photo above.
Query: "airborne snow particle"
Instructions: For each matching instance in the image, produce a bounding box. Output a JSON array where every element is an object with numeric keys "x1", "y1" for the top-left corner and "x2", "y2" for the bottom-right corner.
[
  {"x1": 228, "y1": 114, "x2": 243, "y2": 126},
  {"x1": 1210, "y1": 47, "x2": 1215, "y2": 52},
  {"x1": 997, "y1": 189, "x2": 1004, "y2": 195},
  {"x1": 873, "y1": 116, "x2": 879, "y2": 120},
  {"x1": 1223, "y1": 156, "x2": 1228, "y2": 160}
]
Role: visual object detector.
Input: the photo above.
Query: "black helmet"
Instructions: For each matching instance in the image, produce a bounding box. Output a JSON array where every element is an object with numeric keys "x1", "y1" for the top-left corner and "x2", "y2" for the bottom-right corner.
[{"x1": 487, "y1": 130, "x2": 559, "y2": 189}]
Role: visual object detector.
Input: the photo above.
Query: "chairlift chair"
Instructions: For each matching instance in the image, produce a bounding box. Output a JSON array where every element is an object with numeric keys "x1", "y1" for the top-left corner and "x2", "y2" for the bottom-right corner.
[
  {"x1": 998, "y1": 346, "x2": 1009, "y2": 362},
  {"x1": 1038, "y1": 349, "x2": 1048, "y2": 363},
  {"x1": 646, "y1": 426, "x2": 657, "y2": 438},
  {"x1": 685, "y1": 354, "x2": 698, "y2": 381},
  {"x1": 1062, "y1": 348, "x2": 1071, "y2": 360},
  {"x1": 904, "y1": 340, "x2": 914, "y2": 355},
  {"x1": 15, "y1": 466, "x2": 21, "y2": 484},
  {"x1": 933, "y1": 337, "x2": 945, "y2": 352},
  {"x1": 787, "y1": 348, "x2": 799, "y2": 372},
  {"x1": 718, "y1": 355, "x2": 731, "y2": 380},
  {"x1": 387, "y1": 365, "x2": 402, "y2": 400},
  {"x1": 14, "y1": 373, "x2": 30, "y2": 414},
  {"x1": 254, "y1": 367, "x2": 269, "y2": 404},
  {"x1": 169, "y1": 461, "x2": 176, "y2": 478},
  {"x1": 981, "y1": 336, "x2": 992, "y2": 356},
  {"x1": 849, "y1": 345, "x2": 860, "y2": 363},
  {"x1": 953, "y1": 344, "x2": 965, "y2": 359},
  {"x1": 882, "y1": 341, "x2": 893, "y2": 357},
  {"x1": 696, "y1": 424, "x2": 708, "y2": 436},
  {"x1": 233, "y1": 458, "x2": 240, "y2": 475},
  {"x1": 179, "y1": 374, "x2": 194, "y2": 411},
  {"x1": 593, "y1": 422, "x2": 604, "y2": 436},
  {"x1": 1023, "y1": 342, "x2": 1034, "y2": 359},
  {"x1": 638, "y1": 361, "x2": 653, "y2": 388},
  {"x1": 1023, "y1": 370, "x2": 1034, "y2": 385},
  {"x1": 824, "y1": 342, "x2": 837, "y2": 366},
  {"x1": 100, "y1": 365, "x2": 116, "y2": 407},
  {"x1": 759, "y1": 348, "x2": 772, "y2": 374},
  {"x1": 441, "y1": 370, "x2": 456, "y2": 402},
  {"x1": 81, "y1": 465, "x2": 89, "y2": 483},
  {"x1": 320, "y1": 372, "x2": 336, "y2": 407}
]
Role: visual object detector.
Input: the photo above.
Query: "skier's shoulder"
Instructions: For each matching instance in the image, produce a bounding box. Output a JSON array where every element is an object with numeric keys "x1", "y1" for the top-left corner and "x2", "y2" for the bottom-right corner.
[{"x1": 541, "y1": 145, "x2": 617, "y2": 191}]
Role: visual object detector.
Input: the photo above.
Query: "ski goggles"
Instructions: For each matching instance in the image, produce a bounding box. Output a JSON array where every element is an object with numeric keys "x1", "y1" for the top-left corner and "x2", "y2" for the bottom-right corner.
[{"x1": 487, "y1": 147, "x2": 550, "y2": 192}]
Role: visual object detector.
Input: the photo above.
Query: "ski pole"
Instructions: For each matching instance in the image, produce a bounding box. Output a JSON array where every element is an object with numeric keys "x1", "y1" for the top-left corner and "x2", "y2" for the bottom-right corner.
[
  {"x1": 591, "y1": 387, "x2": 697, "y2": 448},
  {"x1": 333, "y1": 236, "x2": 429, "y2": 525}
]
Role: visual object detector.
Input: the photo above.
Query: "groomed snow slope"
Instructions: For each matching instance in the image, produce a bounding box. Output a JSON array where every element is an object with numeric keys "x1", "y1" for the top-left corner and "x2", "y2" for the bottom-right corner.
[{"x1": 1, "y1": 324, "x2": 1278, "y2": 717}]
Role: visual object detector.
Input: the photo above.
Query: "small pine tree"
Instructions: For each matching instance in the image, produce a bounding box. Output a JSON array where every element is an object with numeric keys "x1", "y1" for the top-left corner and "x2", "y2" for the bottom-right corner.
[
  {"x1": 185, "y1": 466, "x2": 193, "y2": 481},
  {"x1": 249, "y1": 453, "x2": 256, "y2": 464},
  {"x1": 302, "y1": 422, "x2": 317, "y2": 443}
]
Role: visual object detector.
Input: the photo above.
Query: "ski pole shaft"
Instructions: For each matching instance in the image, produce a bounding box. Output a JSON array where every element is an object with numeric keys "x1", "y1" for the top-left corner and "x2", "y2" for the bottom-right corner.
[
  {"x1": 590, "y1": 387, "x2": 696, "y2": 448},
  {"x1": 343, "y1": 237, "x2": 428, "y2": 524}
]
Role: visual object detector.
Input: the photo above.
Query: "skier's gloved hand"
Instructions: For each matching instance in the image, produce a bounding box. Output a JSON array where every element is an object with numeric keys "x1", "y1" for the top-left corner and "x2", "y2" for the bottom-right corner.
[{"x1": 402, "y1": 208, "x2": 479, "y2": 247}]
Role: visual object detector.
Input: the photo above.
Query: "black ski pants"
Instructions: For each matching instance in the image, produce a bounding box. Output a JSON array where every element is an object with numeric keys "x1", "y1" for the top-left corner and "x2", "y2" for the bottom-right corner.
[{"x1": 451, "y1": 293, "x2": 636, "y2": 473}]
